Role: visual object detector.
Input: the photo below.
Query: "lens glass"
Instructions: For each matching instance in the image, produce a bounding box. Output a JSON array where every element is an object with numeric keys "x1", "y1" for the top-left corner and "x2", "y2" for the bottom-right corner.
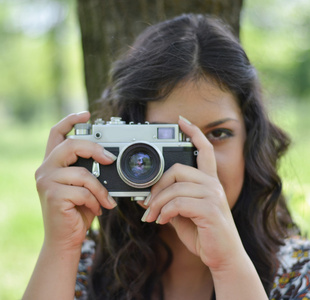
[{"x1": 128, "y1": 152, "x2": 152, "y2": 178}]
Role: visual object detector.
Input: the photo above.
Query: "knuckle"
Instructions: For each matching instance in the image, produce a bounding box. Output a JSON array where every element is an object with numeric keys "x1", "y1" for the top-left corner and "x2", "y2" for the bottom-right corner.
[
  {"x1": 35, "y1": 174, "x2": 44, "y2": 189},
  {"x1": 171, "y1": 163, "x2": 183, "y2": 172},
  {"x1": 210, "y1": 180, "x2": 226, "y2": 198},
  {"x1": 64, "y1": 139, "x2": 100, "y2": 158},
  {"x1": 94, "y1": 143, "x2": 103, "y2": 152},
  {"x1": 44, "y1": 187, "x2": 58, "y2": 202},
  {"x1": 75, "y1": 167, "x2": 105, "y2": 193},
  {"x1": 170, "y1": 183, "x2": 181, "y2": 194},
  {"x1": 203, "y1": 140, "x2": 214, "y2": 151},
  {"x1": 63, "y1": 139, "x2": 83, "y2": 157},
  {"x1": 159, "y1": 205, "x2": 169, "y2": 216},
  {"x1": 215, "y1": 187, "x2": 225, "y2": 199},
  {"x1": 161, "y1": 197, "x2": 183, "y2": 215},
  {"x1": 35, "y1": 168, "x2": 49, "y2": 192},
  {"x1": 99, "y1": 186, "x2": 109, "y2": 198},
  {"x1": 77, "y1": 167, "x2": 91, "y2": 178},
  {"x1": 49, "y1": 122, "x2": 65, "y2": 140},
  {"x1": 49, "y1": 124, "x2": 58, "y2": 136},
  {"x1": 63, "y1": 138, "x2": 75, "y2": 150},
  {"x1": 192, "y1": 125, "x2": 201, "y2": 134},
  {"x1": 36, "y1": 178, "x2": 46, "y2": 194},
  {"x1": 173, "y1": 197, "x2": 186, "y2": 210},
  {"x1": 79, "y1": 187, "x2": 92, "y2": 199},
  {"x1": 34, "y1": 165, "x2": 43, "y2": 182}
]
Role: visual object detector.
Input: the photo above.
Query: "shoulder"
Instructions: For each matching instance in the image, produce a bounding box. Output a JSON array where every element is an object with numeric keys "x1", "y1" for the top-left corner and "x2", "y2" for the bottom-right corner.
[
  {"x1": 269, "y1": 236, "x2": 310, "y2": 300},
  {"x1": 74, "y1": 234, "x2": 97, "y2": 300}
]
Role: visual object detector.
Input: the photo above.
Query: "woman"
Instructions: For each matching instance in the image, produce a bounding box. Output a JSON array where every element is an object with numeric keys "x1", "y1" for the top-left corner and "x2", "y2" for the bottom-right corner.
[{"x1": 23, "y1": 14, "x2": 310, "y2": 300}]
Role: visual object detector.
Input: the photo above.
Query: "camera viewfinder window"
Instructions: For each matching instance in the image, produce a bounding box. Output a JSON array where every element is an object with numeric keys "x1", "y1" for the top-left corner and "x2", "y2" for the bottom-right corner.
[{"x1": 157, "y1": 127, "x2": 175, "y2": 139}]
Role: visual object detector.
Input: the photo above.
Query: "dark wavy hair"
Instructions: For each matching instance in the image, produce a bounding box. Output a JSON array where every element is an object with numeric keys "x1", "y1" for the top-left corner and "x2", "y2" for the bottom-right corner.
[{"x1": 88, "y1": 14, "x2": 294, "y2": 299}]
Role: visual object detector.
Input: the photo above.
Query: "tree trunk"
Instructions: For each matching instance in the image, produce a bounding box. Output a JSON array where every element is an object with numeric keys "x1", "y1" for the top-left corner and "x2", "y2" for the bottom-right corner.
[{"x1": 77, "y1": 0, "x2": 243, "y2": 117}]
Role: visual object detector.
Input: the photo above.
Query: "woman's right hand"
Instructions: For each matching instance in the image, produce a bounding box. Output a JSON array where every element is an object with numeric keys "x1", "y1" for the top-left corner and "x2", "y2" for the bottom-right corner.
[{"x1": 35, "y1": 112, "x2": 117, "y2": 252}]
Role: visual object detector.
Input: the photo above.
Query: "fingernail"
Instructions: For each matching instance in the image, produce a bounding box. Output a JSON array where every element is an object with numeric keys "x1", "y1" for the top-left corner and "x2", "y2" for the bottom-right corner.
[
  {"x1": 108, "y1": 194, "x2": 117, "y2": 207},
  {"x1": 103, "y1": 149, "x2": 117, "y2": 161},
  {"x1": 179, "y1": 115, "x2": 191, "y2": 125},
  {"x1": 141, "y1": 207, "x2": 150, "y2": 222},
  {"x1": 144, "y1": 193, "x2": 152, "y2": 206},
  {"x1": 76, "y1": 111, "x2": 89, "y2": 115},
  {"x1": 155, "y1": 214, "x2": 162, "y2": 224}
]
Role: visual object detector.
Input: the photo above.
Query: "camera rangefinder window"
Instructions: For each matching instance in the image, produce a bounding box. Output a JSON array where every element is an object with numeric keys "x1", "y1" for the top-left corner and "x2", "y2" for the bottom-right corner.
[{"x1": 157, "y1": 127, "x2": 175, "y2": 139}]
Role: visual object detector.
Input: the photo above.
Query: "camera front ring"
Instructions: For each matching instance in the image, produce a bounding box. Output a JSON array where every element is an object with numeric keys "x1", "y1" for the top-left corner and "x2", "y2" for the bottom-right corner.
[{"x1": 116, "y1": 141, "x2": 164, "y2": 189}]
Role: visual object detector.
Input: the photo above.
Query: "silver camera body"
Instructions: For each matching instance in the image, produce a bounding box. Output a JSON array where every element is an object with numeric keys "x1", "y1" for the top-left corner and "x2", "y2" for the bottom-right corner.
[{"x1": 68, "y1": 117, "x2": 197, "y2": 199}]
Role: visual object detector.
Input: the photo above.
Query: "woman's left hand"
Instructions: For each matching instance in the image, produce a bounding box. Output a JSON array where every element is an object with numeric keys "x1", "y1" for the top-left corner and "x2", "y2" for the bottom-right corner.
[{"x1": 141, "y1": 116, "x2": 245, "y2": 272}]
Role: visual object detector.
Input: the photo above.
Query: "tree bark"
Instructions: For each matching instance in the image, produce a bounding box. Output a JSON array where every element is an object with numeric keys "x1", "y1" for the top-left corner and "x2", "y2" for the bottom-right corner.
[{"x1": 77, "y1": 0, "x2": 243, "y2": 117}]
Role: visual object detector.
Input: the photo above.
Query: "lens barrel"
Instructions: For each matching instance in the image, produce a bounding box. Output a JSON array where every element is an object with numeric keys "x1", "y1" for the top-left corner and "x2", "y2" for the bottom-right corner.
[{"x1": 117, "y1": 142, "x2": 164, "y2": 188}]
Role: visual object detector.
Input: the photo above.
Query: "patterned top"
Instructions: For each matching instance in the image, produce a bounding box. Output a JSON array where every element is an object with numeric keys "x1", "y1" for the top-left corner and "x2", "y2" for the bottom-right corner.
[
  {"x1": 75, "y1": 236, "x2": 310, "y2": 300},
  {"x1": 269, "y1": 237, "x2": 310, "y2": 299}
]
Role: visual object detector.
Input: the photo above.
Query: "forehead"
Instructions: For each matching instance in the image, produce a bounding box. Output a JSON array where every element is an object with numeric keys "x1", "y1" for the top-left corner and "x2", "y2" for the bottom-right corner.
[{"x1": 146, "y1": 79, "x2": 242, "y2": 125}]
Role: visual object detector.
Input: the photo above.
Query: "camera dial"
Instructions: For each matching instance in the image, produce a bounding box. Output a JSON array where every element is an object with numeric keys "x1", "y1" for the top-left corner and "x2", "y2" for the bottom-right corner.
[
  {"x1": 74, "y1": 123, "x2": 92, "y2": 135},
  {"x1": 107, "y1": 117, "x2": 126, "y2": 125}
]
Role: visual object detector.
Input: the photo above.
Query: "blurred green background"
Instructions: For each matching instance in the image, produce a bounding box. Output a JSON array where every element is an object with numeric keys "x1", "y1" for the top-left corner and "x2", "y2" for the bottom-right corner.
[{"x1": 0, "y1": 0, "x2": 309, "y2": 299}]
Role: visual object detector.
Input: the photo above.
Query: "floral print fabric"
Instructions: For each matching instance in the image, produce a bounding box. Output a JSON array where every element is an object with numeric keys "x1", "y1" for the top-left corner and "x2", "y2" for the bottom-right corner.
[
  {"x1": 269, "y1": 236, "x2": 310, "y2": 300},
  {"x1": 75, "y1": 236, "x2": 96, "y2": 300},
  {"x1": 74, "y1": 236, "x2": 310, "y2": 300}
]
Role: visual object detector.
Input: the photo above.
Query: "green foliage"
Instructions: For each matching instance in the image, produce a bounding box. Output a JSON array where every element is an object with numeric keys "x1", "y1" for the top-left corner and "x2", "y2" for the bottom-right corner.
[
  {"x1": 292, "y1": 50, "x2": 310, "y2": 99},
  {"x1": 271, "y1": 100, "x2": 310, "y2": 236},
  {"x1": 0, "y1": 0, "x2": 86, "y2": 123},
  {"x1": 241, "y1": 0, "x2": 310, "y2": 101}
]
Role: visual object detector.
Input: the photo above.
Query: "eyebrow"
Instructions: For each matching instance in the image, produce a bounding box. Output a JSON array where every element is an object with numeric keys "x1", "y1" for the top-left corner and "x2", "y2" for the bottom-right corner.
[
  {"x1": 204, "y1": 118, "x2": 239, "y2": 129},
  {"x1": 149, "y1": 118, "x2": 238, "y2": 127}
]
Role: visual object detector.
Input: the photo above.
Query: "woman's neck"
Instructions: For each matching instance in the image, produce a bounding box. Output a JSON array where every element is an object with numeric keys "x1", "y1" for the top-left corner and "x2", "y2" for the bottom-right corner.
[{"x1": 159, "y1": 224, "x2": 214, "y2": 300}]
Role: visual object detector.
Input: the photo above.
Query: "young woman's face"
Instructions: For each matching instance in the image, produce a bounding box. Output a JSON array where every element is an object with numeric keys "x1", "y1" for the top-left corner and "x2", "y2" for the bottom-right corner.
[{"x1": 145, "y1": 80, "x2": 246, "y2": 208}]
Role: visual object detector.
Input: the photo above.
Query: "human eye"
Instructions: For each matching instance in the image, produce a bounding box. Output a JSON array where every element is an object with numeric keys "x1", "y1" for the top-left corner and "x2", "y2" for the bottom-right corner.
[{"x1": 206, "y1": 128, "x2": 233, "y2": 142}]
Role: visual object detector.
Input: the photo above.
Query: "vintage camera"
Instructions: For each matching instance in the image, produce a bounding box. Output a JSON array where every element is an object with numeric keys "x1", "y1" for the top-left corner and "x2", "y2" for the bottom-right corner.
[{"x1": 68, "y1": 117, "x2": 197, "y2": 199}]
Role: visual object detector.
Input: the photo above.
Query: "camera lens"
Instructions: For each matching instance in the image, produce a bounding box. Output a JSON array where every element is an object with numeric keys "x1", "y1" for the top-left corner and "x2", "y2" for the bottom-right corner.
[
  {"x1": 117, "y1": 142, "x2": 164, "y2": 188},
  {"x1": 128, "y1": 152, "x2": 152, "y2": 177}
]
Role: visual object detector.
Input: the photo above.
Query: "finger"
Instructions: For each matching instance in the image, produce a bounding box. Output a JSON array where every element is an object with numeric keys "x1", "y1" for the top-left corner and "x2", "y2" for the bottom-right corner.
[
  {"x1": 155, "y1": 196, "x2": 204, "y2": 225},
  {"x1": 47, "y1": 139, "x2": 117, "y2": 168},
  {"x1": 178, "y1": 116, "x2": 217, "y2": 176},
  {"x1": 44, "y1": 183, "x2": 103, "y2": 217},
  {"x1": 153, "y1": 195, "x2": 227, "y2": 227},
  {"x1": 149, "y1": 163, "x2": 211, "y2": 201},
  {"x1": 157, "y1": 196, "x2": 234, "y2": 229},
  {"x1": 51, "y1": 166, "x2": 117, "y2": 209},
  {"x1": 145, "y1": 181, "x2": 208, "y2": 222},
  {"x1": 66, "y1": 186, "x2": 103, "y2": 216},
  {"x1": 45, "y1": 111, "x2": 91, "y2": 159}
]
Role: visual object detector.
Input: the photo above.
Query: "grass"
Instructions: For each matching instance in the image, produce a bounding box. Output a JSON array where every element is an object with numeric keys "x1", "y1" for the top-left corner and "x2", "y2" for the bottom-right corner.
[
  {"x1": 0, "y1": 120, "x2": 49, "y2": 300},
  {"x1": 0, "y1": 101, "x2": 309, "y2": 299}
]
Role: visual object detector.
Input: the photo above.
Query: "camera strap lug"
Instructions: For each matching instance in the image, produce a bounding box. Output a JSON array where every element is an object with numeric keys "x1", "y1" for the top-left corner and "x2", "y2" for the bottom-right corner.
[{"x1": 92, "y1": 161, "x2": 100, "y2": 177}]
